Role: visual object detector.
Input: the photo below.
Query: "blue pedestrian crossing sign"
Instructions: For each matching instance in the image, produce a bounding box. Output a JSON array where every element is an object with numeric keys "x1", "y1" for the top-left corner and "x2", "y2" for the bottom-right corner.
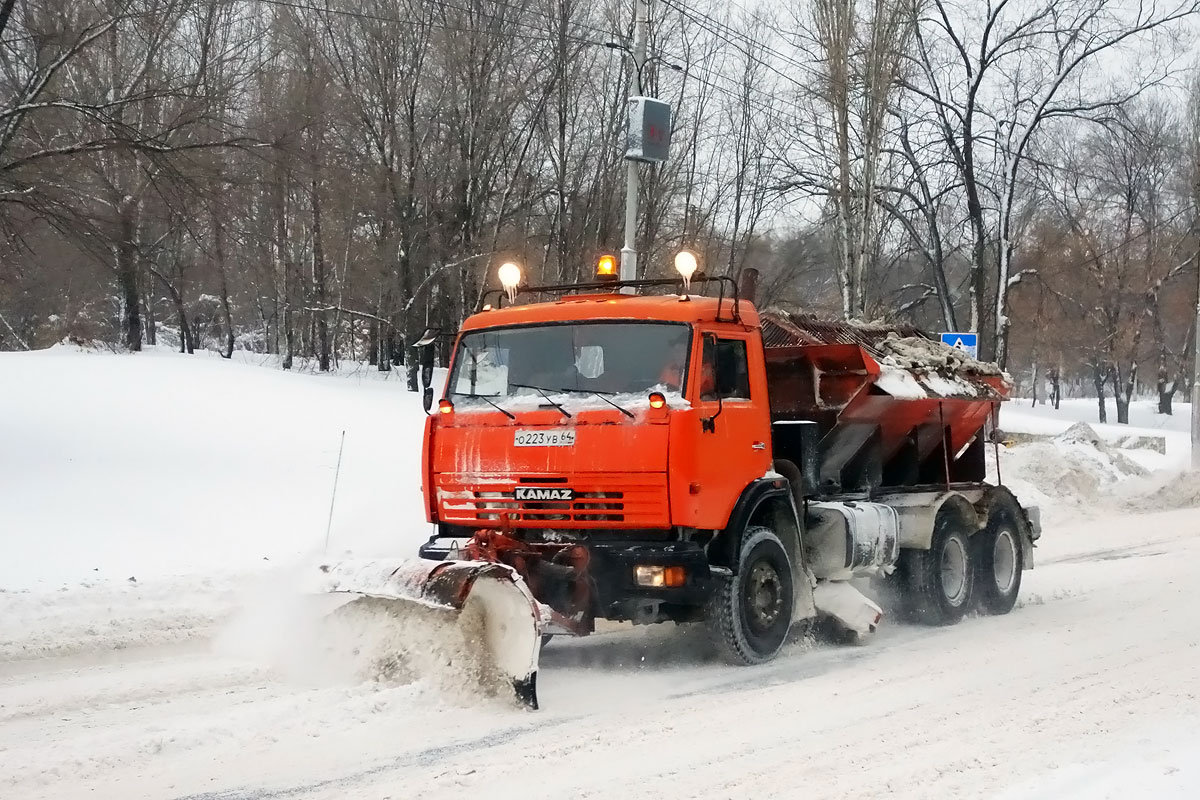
[{"x1": 940, "y1": 332, "x2": 978, "y2": 359}]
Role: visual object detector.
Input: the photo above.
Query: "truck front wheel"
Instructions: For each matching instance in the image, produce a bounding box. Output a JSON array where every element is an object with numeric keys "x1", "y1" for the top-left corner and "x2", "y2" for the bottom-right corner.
[
  {"x1": 706, "y1": 527, "x2": 794, "y2": 665},
  {"x1": 900, "y1": 513, "x2": 974, "y2": 626}
]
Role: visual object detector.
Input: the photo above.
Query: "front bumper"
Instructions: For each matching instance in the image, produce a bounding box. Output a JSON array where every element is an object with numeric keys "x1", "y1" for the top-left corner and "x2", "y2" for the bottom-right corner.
[
  {"x1": 587, "y1": 541, "x2": 714, "y2": 616},
  {"x1": 418, "y1": 535, "x2": 714, "y2": 623}
]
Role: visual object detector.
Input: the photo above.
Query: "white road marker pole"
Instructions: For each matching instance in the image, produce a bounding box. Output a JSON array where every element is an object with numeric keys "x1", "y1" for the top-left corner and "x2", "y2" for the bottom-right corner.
[{"x1": 324, "y1": 430, "x2": 346, "y2": 556}]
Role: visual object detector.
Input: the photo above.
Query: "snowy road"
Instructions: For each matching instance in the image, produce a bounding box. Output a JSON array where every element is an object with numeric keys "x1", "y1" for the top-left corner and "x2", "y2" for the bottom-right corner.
[{"x1": 4, "y1": 508, "x2": 1198, "y2": 800}]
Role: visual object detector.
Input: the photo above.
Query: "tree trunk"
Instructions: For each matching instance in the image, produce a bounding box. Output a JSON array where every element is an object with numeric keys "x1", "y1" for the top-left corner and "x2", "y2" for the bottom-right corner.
[
  {"x1": 1093, "y1": 363, "x2": 1108, "y2": 424},
  {"x1": 367, "y1": 318, "x2": 379, "y2": 366},
  {"x1": 150, "y1": 268, "x2": 193, "y2": 354},
  {"x1": 311, "y1": 179, "x2": 331, "y2": 372},
  {"x1": 1167, "y1": 318, "x2": 1196, "y2": 416},
  {"x1": 1157, "y1": 365, "x2": 1174, "y2": 416},
  {"x1": 215, "y1": 212, "x2": 235, "y2": 359},
  {"x1": 116, "y1": 212, "x2": 141, "y2": 352},
  {"x1": 143, "y1": 293, "x2": 156, "y2": 346},
  {"x1": 1111, "y1": 363, "x2": 1134, "y2": 425}
]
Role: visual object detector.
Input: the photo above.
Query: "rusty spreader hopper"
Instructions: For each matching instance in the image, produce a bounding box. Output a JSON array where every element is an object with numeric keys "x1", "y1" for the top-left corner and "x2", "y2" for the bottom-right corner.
[{"x1": 759, "y1": 312, "x2": 1010, "y2": 497}]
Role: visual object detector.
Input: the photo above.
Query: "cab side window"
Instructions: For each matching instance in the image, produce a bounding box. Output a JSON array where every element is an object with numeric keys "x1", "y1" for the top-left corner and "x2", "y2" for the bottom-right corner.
[{"x1": 700, "y1": 337, "x2": 751, "y2": 401}]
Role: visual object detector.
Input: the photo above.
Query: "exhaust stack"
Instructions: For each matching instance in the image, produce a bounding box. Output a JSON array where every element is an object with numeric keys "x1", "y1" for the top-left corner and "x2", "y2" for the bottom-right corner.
[{"x1": 739, "y1": 267, "x2": 759, "y2": 305}]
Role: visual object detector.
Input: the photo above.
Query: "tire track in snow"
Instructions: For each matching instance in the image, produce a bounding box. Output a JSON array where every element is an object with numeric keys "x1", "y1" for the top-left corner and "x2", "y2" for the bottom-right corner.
[{"x1": 173, "y1": 715, "x2": 581, "y2": 800}]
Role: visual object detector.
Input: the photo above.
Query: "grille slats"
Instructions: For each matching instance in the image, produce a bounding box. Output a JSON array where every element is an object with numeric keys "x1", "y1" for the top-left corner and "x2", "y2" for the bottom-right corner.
[{"x1": 437, "y1": 473, "x2": 667, "y2": 527}]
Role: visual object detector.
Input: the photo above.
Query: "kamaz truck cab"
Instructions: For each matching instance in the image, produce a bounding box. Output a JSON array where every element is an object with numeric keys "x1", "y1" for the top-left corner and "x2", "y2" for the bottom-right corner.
[{"x1": 423, "y1": 275, "x2": 807, "y2": 664}]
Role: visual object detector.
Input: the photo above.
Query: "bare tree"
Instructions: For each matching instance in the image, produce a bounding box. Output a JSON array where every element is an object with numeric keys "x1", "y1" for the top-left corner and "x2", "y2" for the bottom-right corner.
[{"x1": 908, "y1": 0, "x2": 1199, "y2": 364}]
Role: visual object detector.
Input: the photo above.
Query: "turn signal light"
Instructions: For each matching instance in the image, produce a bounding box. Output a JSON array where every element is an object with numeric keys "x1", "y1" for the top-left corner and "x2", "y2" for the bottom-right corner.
[
  {"x1": 648, "y1": 391, "x2": 666, "y2": 409},
  {"x1": 597, "y1": 254, "x2": 618, "y2": 280},
  {"x1": 438, "y1": 399, "x2": 454, "y2": 415}
]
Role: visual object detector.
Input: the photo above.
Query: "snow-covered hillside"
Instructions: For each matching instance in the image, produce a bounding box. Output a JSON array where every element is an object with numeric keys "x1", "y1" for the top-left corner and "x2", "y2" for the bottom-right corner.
[
  {"x1": 2, "y1": 346, "x2": 1199, "y2": 799},
  {"x1": 1, "y1": 346, "x2": 436, "y2": 592}
]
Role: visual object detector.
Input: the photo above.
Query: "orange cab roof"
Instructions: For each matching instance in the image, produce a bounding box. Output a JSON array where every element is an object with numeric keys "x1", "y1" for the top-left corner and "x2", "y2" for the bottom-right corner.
[{"x1": 461, "y1": 292, "x2": 761, "y2": 331}]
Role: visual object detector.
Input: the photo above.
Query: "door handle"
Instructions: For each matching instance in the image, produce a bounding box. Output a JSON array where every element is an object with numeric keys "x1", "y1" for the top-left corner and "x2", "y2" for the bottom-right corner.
[{"x1": 751, "y1": 442, "x2": 766, "y2": 450}]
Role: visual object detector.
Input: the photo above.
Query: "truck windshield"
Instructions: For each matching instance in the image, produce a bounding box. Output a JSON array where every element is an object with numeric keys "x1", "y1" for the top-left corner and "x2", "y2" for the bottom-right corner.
[{"x1": 448, "y1": 322, "x2": 690, "y2": 402}]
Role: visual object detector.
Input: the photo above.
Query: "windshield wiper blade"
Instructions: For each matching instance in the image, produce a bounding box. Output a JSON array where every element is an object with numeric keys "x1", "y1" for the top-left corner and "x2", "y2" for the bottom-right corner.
[
  {"x1": 455, "y1": 393, "x2": 515, "y2": 420},
  {"x1": 509, "y1": 383, "x2": 572, "y2": 419},
  {"x1": 582, "y1": 389, "x2": 635, "y2": 419},
  {"x1": 515, "y1": 384, "x2": 635, "y2": 419}
]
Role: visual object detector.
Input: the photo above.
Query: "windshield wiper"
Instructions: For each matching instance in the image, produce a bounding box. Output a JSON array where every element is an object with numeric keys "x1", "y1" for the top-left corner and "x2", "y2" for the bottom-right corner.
[
  {"x1": 579, "y1": 389, "x2": 635, "y2": 419},
  {"x1": 515, "y1": 383, "x2": 635, "y2": 419},
  {"x1": 509, "y1": 383, "x2": 572, "y2": 419},
  {"x1": 455, "y1": 392, "x2": 515, "y2": 420}
]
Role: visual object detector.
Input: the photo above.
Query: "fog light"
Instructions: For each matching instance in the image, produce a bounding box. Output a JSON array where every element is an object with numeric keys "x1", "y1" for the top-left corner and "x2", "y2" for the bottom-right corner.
[
  {"x1": 634, "y1": 565, "x2": 665, "y2": 587},
  {"x1": 633, "y1": 565, "x2": 686, "y2": 588}
]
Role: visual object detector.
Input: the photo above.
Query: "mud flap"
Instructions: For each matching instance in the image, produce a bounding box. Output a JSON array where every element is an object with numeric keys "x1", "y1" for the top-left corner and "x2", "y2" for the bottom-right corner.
[
  {"x1": 318, "y1": 559, "x2": 543, "y2": 709},
  {"x1": 812, "y1": 580, "x2": 883, "y2": 637}
]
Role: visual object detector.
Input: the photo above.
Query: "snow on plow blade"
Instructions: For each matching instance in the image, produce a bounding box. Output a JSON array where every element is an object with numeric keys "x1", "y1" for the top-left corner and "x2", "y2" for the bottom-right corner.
[{"x1": 318, "y1": 559, "x2": 542, "y2": 709}]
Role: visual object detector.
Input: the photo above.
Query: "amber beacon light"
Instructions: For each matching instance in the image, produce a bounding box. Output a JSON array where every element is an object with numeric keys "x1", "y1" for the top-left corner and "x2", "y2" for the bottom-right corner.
[{"x1": 597, "y1": 254, "x2": 618, "y2": 280}]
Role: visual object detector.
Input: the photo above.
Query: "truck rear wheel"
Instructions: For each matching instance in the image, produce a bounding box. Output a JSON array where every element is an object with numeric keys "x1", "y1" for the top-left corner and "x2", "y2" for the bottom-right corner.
[
  {"x1": 706, "y1": 527, "x2": 794, "y2": 665},
  {"x1": 900, "y1": 513, "x2": 974, "y2": 626},
  {"x1": 973, "y1": 509, "x2": 1023, "y2": 615}
]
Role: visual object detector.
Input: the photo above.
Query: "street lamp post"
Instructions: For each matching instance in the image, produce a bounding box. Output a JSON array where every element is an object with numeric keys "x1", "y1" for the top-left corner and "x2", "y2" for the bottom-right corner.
[
  {"x1": 1192, "y1": 253, "x2": 1200, "y2": 469},
  {"x1": 607, "y1": 1, "x2": 680, "y2": 293},
  {"x1": 620, "y1": 1, "x2": 648, "y2": 291}
]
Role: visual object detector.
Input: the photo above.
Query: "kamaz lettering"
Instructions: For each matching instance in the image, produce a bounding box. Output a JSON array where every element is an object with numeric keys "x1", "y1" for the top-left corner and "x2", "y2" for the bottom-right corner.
[{"x1": 515, "y1": 487, "x2": 574, "y2": 502}]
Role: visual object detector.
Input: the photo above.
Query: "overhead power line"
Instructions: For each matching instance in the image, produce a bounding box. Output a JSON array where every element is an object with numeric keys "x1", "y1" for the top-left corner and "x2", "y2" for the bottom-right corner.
[
  {"x1": 659, "y1": 0, "x2": 820, "y2": 84},
  {"x1": 248, "y1": 0, "x2": 604, "y2": 47}
]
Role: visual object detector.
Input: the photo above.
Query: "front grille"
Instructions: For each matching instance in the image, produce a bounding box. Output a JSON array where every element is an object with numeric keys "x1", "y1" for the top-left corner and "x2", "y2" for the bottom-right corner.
[
  {"x1": 436, "y1": 474, "x2": 668, "y2": 528},
  {"x1": 474, "y1": 490, "x2": 626, "y2": 522}
]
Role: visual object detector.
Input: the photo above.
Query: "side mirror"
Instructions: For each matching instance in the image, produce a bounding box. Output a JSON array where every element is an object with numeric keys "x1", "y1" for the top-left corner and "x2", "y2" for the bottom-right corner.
[
  {"x1": 416, "y1": 330, "x2": 439, "y2": 415},
  {"x1": 420, "y1": 345, "x2": 434, "y2": 390},
  {"x1": 701, "y1": 333, "x2": 723, "y2": 434}
]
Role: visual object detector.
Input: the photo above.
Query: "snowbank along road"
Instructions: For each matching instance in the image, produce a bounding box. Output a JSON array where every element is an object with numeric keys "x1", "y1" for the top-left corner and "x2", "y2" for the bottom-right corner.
[{"x1": 2, "y1": 348, "x2": 1198, "y2": 799}]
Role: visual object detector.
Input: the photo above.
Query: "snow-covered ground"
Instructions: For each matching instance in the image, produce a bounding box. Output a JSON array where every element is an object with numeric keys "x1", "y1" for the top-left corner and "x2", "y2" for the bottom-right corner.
[{"x1": 3, "y1": 346, "x2": 1199, "y2": 799}]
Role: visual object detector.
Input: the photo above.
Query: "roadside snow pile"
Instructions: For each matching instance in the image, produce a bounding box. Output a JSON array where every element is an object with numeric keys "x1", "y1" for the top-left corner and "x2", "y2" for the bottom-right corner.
[
  {"x1": 995, "y1": 422, "x2": 1148, "y2": 523},
  {"x1": 0, "y1": 576, "x2": 242, "y2": 660},
  {"x1": 1123, "y1": 469, "x2": 1200, "y2": 513}
]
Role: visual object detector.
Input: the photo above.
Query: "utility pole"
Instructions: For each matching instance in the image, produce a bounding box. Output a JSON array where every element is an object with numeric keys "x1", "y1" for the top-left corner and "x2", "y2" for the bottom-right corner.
[
  {"x1": 619, "y1": 0, "x2": 650, "y2": 289},
  {"x1": 1193, "y1": 247, "x2": 1200, "y2": 469},
  {"x1": 1193, "y1": 150, "x2": 1200, "y2": 470}
]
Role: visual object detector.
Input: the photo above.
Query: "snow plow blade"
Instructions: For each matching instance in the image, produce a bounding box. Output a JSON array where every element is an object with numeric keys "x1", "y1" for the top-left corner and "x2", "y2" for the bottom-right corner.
[{"x1": 318, "y1": 559, "x2": 542, "y2": 709}]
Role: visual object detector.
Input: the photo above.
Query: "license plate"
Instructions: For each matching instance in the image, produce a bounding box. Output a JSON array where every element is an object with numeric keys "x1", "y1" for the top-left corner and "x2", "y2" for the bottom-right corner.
[{"x1": 513, "y1": 429, "x2": 576, "y2": 447}]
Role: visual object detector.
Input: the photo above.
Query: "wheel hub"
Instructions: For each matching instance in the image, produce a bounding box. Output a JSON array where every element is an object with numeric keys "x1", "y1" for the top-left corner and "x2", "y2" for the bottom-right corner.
[
  {"x1": 746, "y1": 561, "x2": 783, "y2": 632},
  {"x1": 993, "y1": 529, "x2": 1018, "y2": 593},
  {"x1": 940, "y1": 537, "x2": 968, "y2": 606}
]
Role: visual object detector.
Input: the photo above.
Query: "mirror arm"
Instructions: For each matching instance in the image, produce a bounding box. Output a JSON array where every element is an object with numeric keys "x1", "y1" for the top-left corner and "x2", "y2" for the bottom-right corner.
[{"x1": 702, "y1": 392, "x2": 722, "y2": 433}]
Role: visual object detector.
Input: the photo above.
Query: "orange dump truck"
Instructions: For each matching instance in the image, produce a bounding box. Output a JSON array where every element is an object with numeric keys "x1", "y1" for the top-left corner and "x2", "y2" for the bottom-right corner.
[{"x1": 322, "y1": 265, "x2": 1040, "y2": 708}]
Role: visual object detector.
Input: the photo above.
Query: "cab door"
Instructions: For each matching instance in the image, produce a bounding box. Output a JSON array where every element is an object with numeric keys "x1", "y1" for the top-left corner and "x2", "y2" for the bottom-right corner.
[{"x1": 685, "y1": 330, "x2": 773, "y2": 529}]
